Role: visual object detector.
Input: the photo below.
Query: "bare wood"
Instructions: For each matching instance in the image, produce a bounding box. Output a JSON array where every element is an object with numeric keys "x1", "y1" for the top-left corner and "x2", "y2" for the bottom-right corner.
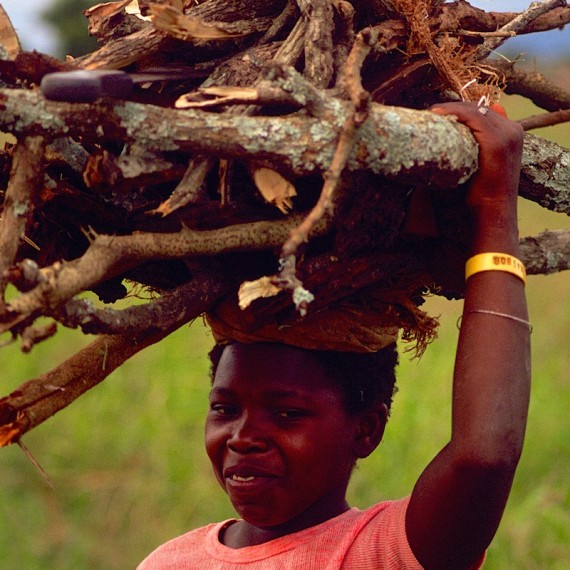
[
  {"x1": 0, "y1": 327, "x2": 174, "y2": 447},
  {"x1": 297, "y1": 0, "x2": 334, "y2": 88},
  {"x1": 281, "y1": 27, "x2": 377, "y2": 260},
  {"x1": 492, "y1": 5, "x2": 570, "y2": 34},
  {"x1": 0, "y1": 214, "x2": 332, "y2": 332},
  {"x1": 0, "y1": 0, "x2": 568, "y2": 445},
  {"x1": 55, "y1": 271, "x2": 229, "y2": 336}
]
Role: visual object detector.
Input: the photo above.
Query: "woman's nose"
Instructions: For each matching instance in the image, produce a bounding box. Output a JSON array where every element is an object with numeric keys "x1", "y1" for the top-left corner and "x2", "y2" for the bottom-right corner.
[{"x1": 226, "y1": 413, "x2": 269, "y2": 453}]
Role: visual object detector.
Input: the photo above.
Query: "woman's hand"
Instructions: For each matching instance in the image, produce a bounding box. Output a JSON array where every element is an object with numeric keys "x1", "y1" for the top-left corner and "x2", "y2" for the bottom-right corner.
[
  {"x1": 431, "y1": 102, "x2": 524, "y2": 211},
  {"x1": 431, "y1": 101, "x2": 525, "y2": 255}
]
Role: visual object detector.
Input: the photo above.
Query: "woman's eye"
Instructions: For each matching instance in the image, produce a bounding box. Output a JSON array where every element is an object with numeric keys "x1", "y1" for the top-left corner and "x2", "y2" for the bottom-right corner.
[
  {"x1": 211, "y1": 404, "x2": 236, "y2": 416},
  {"x1": 276, "y1": 410, "x2": 305, "y2": 419}
]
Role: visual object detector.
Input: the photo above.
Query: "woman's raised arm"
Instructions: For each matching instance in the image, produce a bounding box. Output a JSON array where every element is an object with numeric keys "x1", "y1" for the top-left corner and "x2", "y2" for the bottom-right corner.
[{"x1": 405, "y1": 102, "x2": 531, "y2": 570}]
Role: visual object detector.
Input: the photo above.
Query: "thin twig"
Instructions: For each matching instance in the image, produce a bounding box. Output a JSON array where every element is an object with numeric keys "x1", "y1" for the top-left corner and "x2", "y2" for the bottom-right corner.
[
  {"x1": 17, "y1": 440, "x2": 54, "y2": 488},
  {"x1": 518, "y1": 109, "x2": 570, "y2": 131},
  {"x1": 478, "y1": 0, "x2": 566, "y2": 59},
  {"x1": 278, "y1": 27, "x2": 375, "y2": 310}
]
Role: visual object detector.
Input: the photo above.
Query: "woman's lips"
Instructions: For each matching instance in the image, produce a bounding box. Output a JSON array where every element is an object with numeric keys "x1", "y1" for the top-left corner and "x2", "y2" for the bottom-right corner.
[{"x1": 224, "y1": 465, "x2": 281, "y2": 493}]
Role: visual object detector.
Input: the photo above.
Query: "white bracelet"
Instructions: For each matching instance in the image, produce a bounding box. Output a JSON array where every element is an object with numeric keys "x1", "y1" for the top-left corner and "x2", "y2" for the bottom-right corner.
[{"x1": 457, "y1": 309, "x2": 532, "y2": 333}]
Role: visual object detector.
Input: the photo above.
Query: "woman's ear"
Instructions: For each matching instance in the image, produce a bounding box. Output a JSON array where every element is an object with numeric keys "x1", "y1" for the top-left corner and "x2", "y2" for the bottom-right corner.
[{"x1": 353, "y1": 403, "x2": 388, "y2": 459}]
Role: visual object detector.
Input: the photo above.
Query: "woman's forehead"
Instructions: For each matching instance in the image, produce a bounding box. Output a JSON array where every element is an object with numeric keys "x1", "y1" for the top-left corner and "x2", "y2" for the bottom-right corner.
[{"x1": 214, "y1": 343, "x2": 335, "y2": 392}]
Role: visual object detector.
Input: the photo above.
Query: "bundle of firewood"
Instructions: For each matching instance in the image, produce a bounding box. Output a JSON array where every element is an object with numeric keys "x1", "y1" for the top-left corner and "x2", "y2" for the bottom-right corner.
[{"x1": 0, "y1": 0, "x2": 569, "y2": 446}]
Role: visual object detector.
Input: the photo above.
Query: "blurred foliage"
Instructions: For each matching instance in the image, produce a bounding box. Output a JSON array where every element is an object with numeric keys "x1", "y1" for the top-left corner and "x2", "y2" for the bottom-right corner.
[
  {"x1": 0, "y1": 71, "x2": 569, "y2": 569},
  {"x1": 41, "y1": 0, "x2": 98, "y2": 58}
]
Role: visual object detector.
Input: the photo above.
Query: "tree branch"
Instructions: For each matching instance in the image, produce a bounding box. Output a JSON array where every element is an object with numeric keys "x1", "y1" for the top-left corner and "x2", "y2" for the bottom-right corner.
[
  {"x1": 519, "y1": 109, "x2": 570, "y2": 131},
  {"x1": 0, "y1": 86, "x2": 475, "y2": 184},
  {"x1": 55, "y1": 271, "x2": 229, "y2": 336},
  {"x1": 519, "y1": 134, "x2": 570, "y2": 215},
  {"x1": 297, "y1": 0, "x2": 334, "y2": 88},
  {"x1": 477, "y1": 0, "x2": 566, "y2": 59},
  {"x1": 0, "y1": 270, "x2": 229, "y2": 447},
  {"x1": 520, "y1": 229, "x2": 570, "y2": 275},
  {"x1": 0, "y1": 136, "x2": 45, "y2": 300},
  {"x1": 0, "y1": 327, "x2": 172, "y2": 447},
  {"x1": 489, "y1": 60, "x2": 570, "y2": 112},
  {"x1": 0, "y1": 214, "x2": 333, "y2": 333}
]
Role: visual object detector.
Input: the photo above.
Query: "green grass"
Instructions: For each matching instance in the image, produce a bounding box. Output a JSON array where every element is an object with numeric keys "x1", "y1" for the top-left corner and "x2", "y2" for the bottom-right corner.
[{"x1": 0, "y1": 90, "x2": 569, "y2": 569}]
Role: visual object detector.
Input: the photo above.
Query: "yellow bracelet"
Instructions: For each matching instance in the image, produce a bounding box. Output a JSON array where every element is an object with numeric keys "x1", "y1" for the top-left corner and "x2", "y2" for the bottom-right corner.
[{"x1": 465, "y1": 253, "x2": 526, "y2": 284}]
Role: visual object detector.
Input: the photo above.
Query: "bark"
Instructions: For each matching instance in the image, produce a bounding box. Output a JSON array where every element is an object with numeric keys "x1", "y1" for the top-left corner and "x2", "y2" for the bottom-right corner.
[
  {"x1": 1, "y1": 85, "x2": 568, "y2": 209},
  {"x1": 519, "y1": 134, "x2": 570, "y2": 215},
  {"x1": 520, "y1": 230, "x2": 570, "y2": 275},
  {"x1": 0, "y1": 85, "x2": 478, "y2": 187}
]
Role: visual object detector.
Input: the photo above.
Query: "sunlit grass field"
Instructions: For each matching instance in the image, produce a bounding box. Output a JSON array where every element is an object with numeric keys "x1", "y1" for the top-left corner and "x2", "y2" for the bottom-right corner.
[{"x1": 0, "y1": 89, "x2": 568, "y2": 569}]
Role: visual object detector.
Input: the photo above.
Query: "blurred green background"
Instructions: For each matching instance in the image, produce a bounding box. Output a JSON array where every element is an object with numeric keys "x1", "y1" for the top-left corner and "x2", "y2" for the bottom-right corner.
[{"x1": 1, "y1": 78, "x2": 569, "y2": 569}]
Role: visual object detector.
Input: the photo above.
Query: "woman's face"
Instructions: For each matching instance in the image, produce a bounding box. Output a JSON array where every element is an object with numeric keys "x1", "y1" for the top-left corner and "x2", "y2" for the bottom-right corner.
[{"x1": 205, "y1": 343, "x2": 364, "y2": 530}]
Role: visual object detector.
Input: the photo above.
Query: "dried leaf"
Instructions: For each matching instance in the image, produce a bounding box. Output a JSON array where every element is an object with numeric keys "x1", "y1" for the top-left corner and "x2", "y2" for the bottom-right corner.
[
  {"x1": 252, "y1": 167, "x2": 297, "y2": 214},
  {"x1": 85, "y1": 0, "x2": 133, "y2": 34},
  {"x1": 0, "y1": 5, "x2": 21, "y2": 60},
  {"x1": 149, "y1": 3, "x2": 242, "y2": 41},
  {"x1": 238, "y1": 277, "x2": 282, "y2": 310},
  {"x1": 125, "y1": 0, "x2": 152, "y2": 21}
]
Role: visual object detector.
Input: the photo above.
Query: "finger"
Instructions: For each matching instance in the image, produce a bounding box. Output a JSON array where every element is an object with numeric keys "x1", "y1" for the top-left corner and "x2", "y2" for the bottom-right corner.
[{"x1": 490, "y1": 103, "x2": 508, "y2": 118}]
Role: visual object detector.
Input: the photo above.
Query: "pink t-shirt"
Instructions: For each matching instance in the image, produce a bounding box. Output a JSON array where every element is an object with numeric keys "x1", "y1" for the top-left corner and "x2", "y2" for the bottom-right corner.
[{"x1": 138, "y1": 497, "x2": 479, "y2": 569}]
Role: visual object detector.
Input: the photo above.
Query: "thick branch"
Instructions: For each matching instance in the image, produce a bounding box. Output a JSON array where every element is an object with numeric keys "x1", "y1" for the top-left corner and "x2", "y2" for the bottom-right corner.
[
  {"x1": 56, "y1": 271, "x2": 229, "y2": 336},
  {"x1": 0, "y1": 214, "x2": 332, "y2": 331},
  {"x1": 0, "y1": 87, "x2": 478, "y2": 186},
  {"x1": 3, "y1": 87, "x2": 568, "y2": 210}
]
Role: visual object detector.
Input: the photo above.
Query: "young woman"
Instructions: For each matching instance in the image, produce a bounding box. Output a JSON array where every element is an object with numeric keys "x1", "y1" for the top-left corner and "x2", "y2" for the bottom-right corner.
[{"x1": 138, "y1": 102, "x2": 530, "y2": 569}]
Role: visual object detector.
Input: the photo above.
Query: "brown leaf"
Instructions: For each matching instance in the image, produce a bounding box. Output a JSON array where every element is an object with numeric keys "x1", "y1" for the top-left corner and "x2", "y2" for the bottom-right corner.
[
  {"x1": 238, "y1": 277, "x2": 282, "y2": 310},
  {"x1": 0, "y1": 5, "x2": 21, "y2": 60},
  {"x1": 149, "y1": 3, "x2": 243, "y2": 41},
  {"x1": 252, "y1": 167, "x2": 297, "y2": 214}
]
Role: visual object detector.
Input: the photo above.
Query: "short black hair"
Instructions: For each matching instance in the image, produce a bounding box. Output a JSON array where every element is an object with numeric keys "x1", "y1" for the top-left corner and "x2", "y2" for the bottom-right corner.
[{"x1": 208, "y1": 342, "x2": 398, "y2": 417}]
